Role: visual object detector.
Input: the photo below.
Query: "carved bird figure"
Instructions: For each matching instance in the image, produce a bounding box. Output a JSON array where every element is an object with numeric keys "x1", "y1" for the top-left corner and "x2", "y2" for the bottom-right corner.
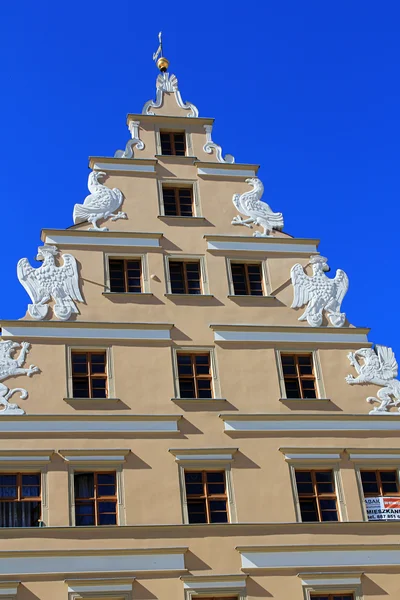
[
  {"x1": 291, "y1": 255, "x2": 349, "y2": 327},
  {"x1": 231, "y1": 177, "x2": 284, "y2": 237},
  {"x1": 73, "y1": 171, "x2": 126, "y2": 231},
  {"x1": 17, "y1": 245, "x2": 84, "y2": 321}
]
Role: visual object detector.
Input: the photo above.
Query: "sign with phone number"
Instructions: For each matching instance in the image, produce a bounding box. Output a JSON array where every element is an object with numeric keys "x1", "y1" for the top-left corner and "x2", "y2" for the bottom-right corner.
[{"x1": 365, "y1": 496, "x2": 400, "y2": 520}]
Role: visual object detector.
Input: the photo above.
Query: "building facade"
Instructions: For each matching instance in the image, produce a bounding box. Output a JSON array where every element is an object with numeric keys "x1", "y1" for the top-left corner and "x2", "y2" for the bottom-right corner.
[{"x1": 0, "y1": 56, "x2": 399, "y2": 600}]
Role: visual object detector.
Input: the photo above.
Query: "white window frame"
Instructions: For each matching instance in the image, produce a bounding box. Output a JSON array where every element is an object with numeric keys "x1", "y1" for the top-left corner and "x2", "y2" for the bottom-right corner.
[
  {"x1": 285, "y1": 457, "x2": 347, "y2": 523},
  {"x1": 65, "y1": 346, "x2": 115, "y2": 399},
  {"x1": 155, "y1": 127, "x2": 193, "y2": 157},
  {"x1": 171, "y1": 346, "x2": 221, "y2": 399},
  {"x1": 0, "y1": 464, "x2": 49, "y2": 526},
  {"x1": 225, "y1": 258, "x2": 271, "y2": 296},
  {"x1": 164, "y1": 254, "x2": 210, "y2": 295},
  {"x1": 68, "y1": 463, "x2": 126, "y2": 527},
  {"x1": 353, "y1": 461, "x2": 400, "y2": 522},
  {"x1": 177, "y1": 462, "x2": 237, "y2": 524},
  {"x1": 104, "y1": 252, "x2": 150, "y2": 293},
  {"x1": 275, "y1": 349, "x2": 326, "y2": 399},
  {"x1": 158, "y1": 179, "x2": 201, "y2": 217}
]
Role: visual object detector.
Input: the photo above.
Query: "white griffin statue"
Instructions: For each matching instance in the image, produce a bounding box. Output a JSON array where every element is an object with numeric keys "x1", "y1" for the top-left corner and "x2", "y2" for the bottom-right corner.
[
  {"x1": 346, "y1": 346, "x2": 400, "y2": 414},
  {"x1": 291, "y1": 255, "x2": 349, "y2": 327},
  {"x1": 17, "y1": 245, "x2": 83, "y2": 321},
  {"x1": 73, "y1": 171, "x2": 126, "y2": 231},
  {"x1": 231, "y1": 177, "x2": 284, "y2": 237},
  {"x1": 0, "y1": 341, "x2": 40, "y2": 415}
]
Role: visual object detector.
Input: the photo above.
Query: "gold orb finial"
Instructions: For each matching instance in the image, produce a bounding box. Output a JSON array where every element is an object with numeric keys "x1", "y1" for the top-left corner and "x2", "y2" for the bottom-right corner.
[{"x1": 157, "y1": 56, "x2": 169, "y2": 72}]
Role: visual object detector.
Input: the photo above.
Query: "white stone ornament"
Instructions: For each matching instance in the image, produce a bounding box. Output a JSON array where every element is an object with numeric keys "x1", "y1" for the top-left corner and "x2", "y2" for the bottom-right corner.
[
  {"x1": 142, "y1": 72, "x2": 199, "y2": 118},
  {"x1": 17, "y1": 245, "x2": 84, "y2": 321},
  {"x1": 346, "y1": 346, "x2": 400, "y2": 414},
  {"x1": 203, "y1": 124, "x2": 235, "y2": 163},
  {"x1": 232, "y1": 177, "x2": 284, "y2": 237},
  {"x1": 291, "y1": 255, "x2": 349, "y2": 327},
  {"x1": 73, "y1": 171, "x2": 126, "y2": 232},
  {"x1": 114, "y1": 120, "x2": 145, "y2": 158},
  {"x1": 0, "y1": 341, "x2": 40, "y2": 415}
]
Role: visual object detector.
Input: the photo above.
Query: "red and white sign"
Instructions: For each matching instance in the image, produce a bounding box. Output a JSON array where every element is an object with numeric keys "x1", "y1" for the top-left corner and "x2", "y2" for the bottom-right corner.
[{"x1": 365, "y1": 496, "x2": 400, "y2": 520}]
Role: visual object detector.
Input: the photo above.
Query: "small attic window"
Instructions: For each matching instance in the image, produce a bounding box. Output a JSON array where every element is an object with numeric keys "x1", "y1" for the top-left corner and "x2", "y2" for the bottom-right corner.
[{"x1": 160, "y1": 131, "x2": 186, "y2": 156}]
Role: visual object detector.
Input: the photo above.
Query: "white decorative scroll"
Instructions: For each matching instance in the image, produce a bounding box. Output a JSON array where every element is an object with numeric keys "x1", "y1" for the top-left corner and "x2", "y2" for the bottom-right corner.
[
  {"x1": 17, "y1": 245, "x2": 84, "y2": 321},
  {"x1": 142, "y1": 72, "x2": 199, "y2": 118},
  {"x1": 346, "y1": 345, "x2": 400, "y2": 414},
  {"x1": 291, "y1": 255, "x2": 349, "y2": 327},
  {"x1": 203, "y1": 124, "x2": 235, "y2": 163},
  {"x1": 0, "y1": 341, "x2": 40, "y2": 415},
  {"x1": 114, "y1": 120, "x2": 145, "y2": 158},
  {"x1": 73, "y1": 171, "x2": 126, "y2": 231},
  {"x1": 232, "y1": 177, "x2": 284, "y2": 237}
]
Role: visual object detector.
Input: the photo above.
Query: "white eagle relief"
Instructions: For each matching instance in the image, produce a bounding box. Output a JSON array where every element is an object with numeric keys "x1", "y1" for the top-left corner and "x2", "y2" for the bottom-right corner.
[
  {"x1": 346, "y1": 346, "x2": 400, "y2": 414},
  {"x1": 73, "y1": 171, "x2": 126, "y2": 231},
  {"x1": 291, "y1": 255, "x2": 349, "y2": 327},
  {"x1": 0, "y1": 341, "x2": 40, "y2": 415},
  {"x1": 231, "y1": 177, "x2": 284, "y2": 237},
  {"x1": 17, "y1": 245, "x2": 83, "y2": 321}
]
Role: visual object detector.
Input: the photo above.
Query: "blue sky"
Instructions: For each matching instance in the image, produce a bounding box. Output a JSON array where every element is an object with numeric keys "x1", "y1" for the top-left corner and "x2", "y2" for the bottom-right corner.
[{"x1": 0, "y1": 2, "x2": 399, "y2": 352}]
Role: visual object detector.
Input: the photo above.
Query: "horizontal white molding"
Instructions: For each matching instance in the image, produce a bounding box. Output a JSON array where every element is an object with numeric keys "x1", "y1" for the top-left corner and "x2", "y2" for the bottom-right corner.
[
  {"x1": 1, "y1": 325, "x2": 171, "y2": 341},
  {"x1": 349, "y1": 453, "x2": 400, "y2": 461},
  {"x1": 198, "y1": 167, "x2": 256, "y2": 177},
  {"x1": 0, "y1": 416, "x2": 180, "y2": 434},
  {"x1": 174, "y1": 453, "x2": 235, "y2": 462},
  {"x1": 240, "y1": 548, "x2": 400, "y2": 569},
  {"x1": 0, "y1": 550, "x2": 185, "y2": 576},
  {"x1": 62, "y1": 455, "x2": 127, "y2": 463},
  {"x1": 300, "y1": 576, "x2": 362, "y2": 586},
  {"x1": 212, "y1": 328, "x2": 369, "y2": 344},
  {"x1": 45, "y1": 234, "x2": 160, "y2": 248},
  {"x1": 207, "y1": 240, "x2": 318, "y2": 254},
  {"x1": 284, "y1": 453, "x2": 342, "y2": 461},
  {"x1": 183, "y1": 580, "x2": 246, "y2": 590},
  {"x1": 93, "y1": 161, "x2": 156, "y2": 173},
  {"x1": 221, "y1": 415, "x2": 400, "y2": 433},
  {"x1": 0, "y1": 455, "x2": 52, "y2": 463},
  {"x1": 68, "y1": 583, "x2": 133, "y2": 593},
  {"x1": 0, "y1": 585, "x2": 19, "y2": 596}
]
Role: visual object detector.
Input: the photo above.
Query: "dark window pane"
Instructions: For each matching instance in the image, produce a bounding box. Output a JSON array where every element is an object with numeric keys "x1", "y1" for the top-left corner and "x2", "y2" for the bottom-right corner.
[
  {"x1": 284, "y1": 379, "x2": 301, "y2": 398},
  {"x1": 98, "y1": 512, "x2": 117, "y2": 525},
  {"x1": 361, "y1": 471, "x2": 379, "y2": 494},
  {"x1": 160, "y1": 133, "x2": 173, "y2": 155},
  {"x1": 210, "y1": 510, "x2": 228, "y2": 523},
  {"x1": 207, "y1": 472, "x2": 224, "y2": 483},
  {"x1": 74, "y1": 473, "x2": 94, "y2": 499},
  {"x1": 179, "y1": 380, "x2": 196, "y2": 398},
  {"x1": 71, "y1": 354, "x2": 88, "y2": 374},
  {"x1": 72, "y1": 378, "x2": 90, "y2": 398},
  {"x1": 299, "y1": 499, "x2": 319, "y2": 521},
  {"x1": 185, "y1": 472, "x2": 202, "y2": 483},
  {"x1": 173, "y1": 133, "x2": 186, "y2": 156},
  {"x1": 321, "y1": 510, "x2": 338, "y2": 521}
]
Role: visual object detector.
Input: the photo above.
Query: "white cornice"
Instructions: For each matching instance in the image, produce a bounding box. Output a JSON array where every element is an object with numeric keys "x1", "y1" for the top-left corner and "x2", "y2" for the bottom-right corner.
[
  {"x1": 205, "y1": 234, "x2": 319, "y2": 254},
  {"x1": 220, "y1": 414, "x2": 400, "y2": 433},
  {"x1": 89, "y1": 157, "x2": 157, "y2": 173},
  {"x1": 42, "y1": 229, "x2": 162, "y2": 248},
  {"x1": 210, "y1": 324, "x2": 370, "y2": 345},
  {"x1": 0, "y1": 548, "x2": 187, "y2": 576},
  {"x1": 169, "y1": 448, "x2": 237, "y2": 462},
  {"x1": 0, "y1": 415, "x2": 181, "y2": 434},
  {"x1": 279, "y1": 448, "x2": 344, "y2": 462},
  {"x1": 0, "y1": 451, "x2": 53, "y2": 464},
  {"x1": 67, "y1": 580, "x2": 134, "y2": 593},
  {"x1": 0, "y1": 583, "x2": 20, "y2": 596},
  {"x1": 237, "y1": 545, "x2": 400, "y2": 570},
  {"x1": 0, "y1": 321, "x2": 173, "y2": 341},
  {"x1": 58, "y1": 449, "x2": 130, "y2": 463}
]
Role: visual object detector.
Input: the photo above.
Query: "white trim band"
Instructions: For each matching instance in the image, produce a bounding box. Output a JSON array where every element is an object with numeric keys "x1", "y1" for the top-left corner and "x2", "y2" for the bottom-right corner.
[
  {"x1": 0, "y1": 551, "x2": 185, "y2": 575},
  {"x1": 183, "y1": 581, "x2": 246, "y2": 590},
  {"x1": 300, "y1": 576, "x2": 362, "y2": 586},
  {"x1": 221, "y1": 416, "x2": 400, "y2": 432},
  {"x1": 0, "y1": 417, "x2": 180, "y2": 434},
  {"x1": 45, "y1": 235, "x2": 160, "y2": 248},
  {"x1": 174, "y1": 453, "x2": 235, "y2": 462},
  {"x1": 197, "y1": 167, "x2": 257, "y2": 177},
  {"x1": 284, "y1": 453, "x2": 342, "y2": 461},
  {"x1": 0, "y1": 585, "x2": 19, "y2": 596},
  {"x1": 240, "y1": 548, "x2": 400, "y2": 569},
  {"x1": 62, "y1": 455, "x2": 128, "y2": 463},
  {"x1": 349, "y1": 453, "x2": 400, "y2": 461},
  {"x1": 213, "y1": 329, "x2": 369, "y2": 344},
  {"x1": 1, "y1": 326, "x2": 171, "y2": 341},
  {"x1": 207, "y1": 240, "x2": 318, "y2": 254},
  {"x1": 93, "y1": 162, "x2": 156, "y2": 173},
  {"x1": 68, "y1": 583, "x2": 133, "y2": 593}
]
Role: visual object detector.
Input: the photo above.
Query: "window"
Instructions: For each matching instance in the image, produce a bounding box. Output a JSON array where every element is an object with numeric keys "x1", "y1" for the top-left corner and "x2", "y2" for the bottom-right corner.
[
  {"x1": 160, "y1": 131, "x2": 186, "y2": 156},
  {"x1": 162, "y1": 186, "x2": 193, "y2": 216},
  {"x1": 0, "y1": 473, "x2": 41, "y2": 527},
  {"x1": 310, "y1": 596, "x2": 354, "y2": 600},
  {"x1": 185, "y1": 471, "x2": 229, "y2": 523},
  {"x1": 177, "y1": 353, "x2": 213, "y2": 398},
  {"x1": 295, "y1": 470, "x2": 339, "y2": 522},
  {"x1": 71, "y1": 352, "x2": 108, "y2": 399},
  {"x1": 169, "y1": 261, "x2": 201, "y2": 294},
  {"x1": 361, "y1": 470, "x2": 399, "y2": 496},
  {"x1": 281, "y1": 353, "x2": 317, "y2": 399},
  {"x1": 108, "y1": 259, "x2": 142, "y2": 293},
  {"x1": 231, "y1": 263, "x2": 263, "y2": 296},
  {"x1": 74, "y1": 472, "x2": 117, "y2": 526}
]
